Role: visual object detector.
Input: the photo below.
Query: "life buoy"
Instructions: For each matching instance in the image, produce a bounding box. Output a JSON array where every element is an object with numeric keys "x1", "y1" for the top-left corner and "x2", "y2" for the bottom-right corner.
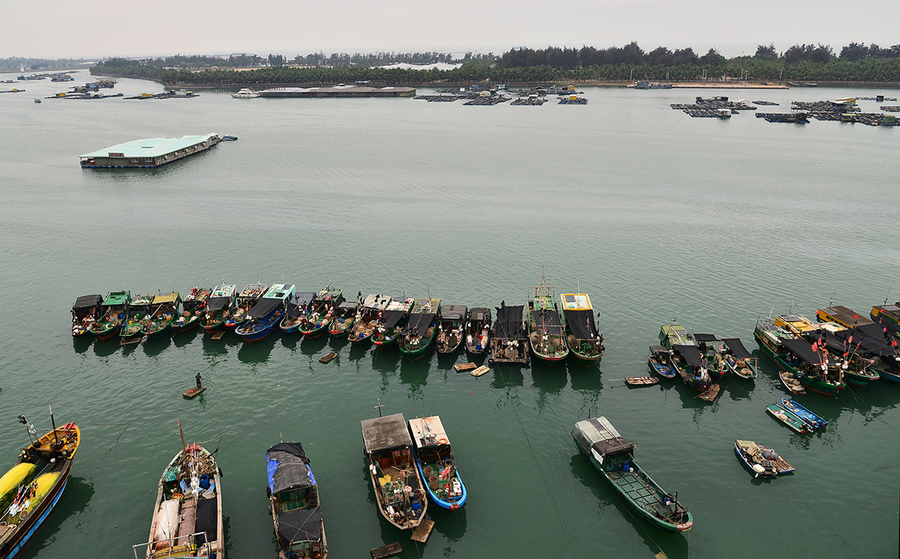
[{"x1": 437, "y1": 437, "x2": 448, "y2": 445}]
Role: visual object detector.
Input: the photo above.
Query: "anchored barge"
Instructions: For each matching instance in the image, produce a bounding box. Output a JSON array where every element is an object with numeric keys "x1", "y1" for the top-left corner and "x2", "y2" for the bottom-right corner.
[
  {"x1": 80, "y1": 133, "x2": 221, "y2": 168},
  {"x1": 259, "y1": 85, "x2": 415, "y2": 98}
]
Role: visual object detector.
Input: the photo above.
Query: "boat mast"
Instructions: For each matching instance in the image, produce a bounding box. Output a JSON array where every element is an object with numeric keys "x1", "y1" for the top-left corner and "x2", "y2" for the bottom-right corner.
[
  {"x1": 49, "y1": 404, "x2": 59, "y2": 445},
  {"x1": 177, "y1": 418, "x2": 186, "y2": 452}
]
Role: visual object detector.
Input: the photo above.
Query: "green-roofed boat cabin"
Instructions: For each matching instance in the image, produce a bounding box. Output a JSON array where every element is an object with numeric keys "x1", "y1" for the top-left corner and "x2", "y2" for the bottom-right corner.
[{"x1": 80, "y1": 134, "x2": 220, "y2": 168}]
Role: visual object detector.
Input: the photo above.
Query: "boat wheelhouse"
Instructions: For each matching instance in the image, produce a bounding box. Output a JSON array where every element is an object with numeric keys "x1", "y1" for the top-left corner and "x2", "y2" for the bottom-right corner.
[
  {"x1": 871, "y1": 303, "x2": 900, "y2": 338},
  {"x1": 360, "y1": 413, "x2": 427, "y2": 530},
  {"x1": 80, "y1": 134, "x2": 220, "y2": 169},
  {"x1": 408, "y1": 416, "x2": 466, "y2": 510},
  {"x1": 71, "y1": 294, "x2": 103, "y2": 337},
  {"x1": 90, "y1": 290, "x2": 131, "y2": 340},
  {"x1": 559, "y1": 293, "x2": 604, "y2": 366},
  {"x1": 266, "y1": 443, "x2": 327, "y2": 559},
  {"x1": 236, "y1": 284, "x2": 295, "y2": 342},
  {"x1": 349, "y1": 294, "x2": 391, "y2": 343},
  {"x1": 435, "y1": 305, "x2": 467, "y2": 355},
  {"x1": 489, "y1": 304, "x2": 529, "y2": 365},
  {"x1": 526, "y1": 276, "x2": 569, "y2": 363},
  {"x1": 399, "y1": 298, "x2": 441, "y2": 360},
  {"x1": 201, "y1": 285, "x2": 236, "y2": 332}
]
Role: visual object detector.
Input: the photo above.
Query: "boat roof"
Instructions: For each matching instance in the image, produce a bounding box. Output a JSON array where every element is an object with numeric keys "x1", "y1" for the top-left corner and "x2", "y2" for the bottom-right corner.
[
  {"x1": 73, "y1": 294, "x2": 103, "y2": 309},
  {"x1": 248, "y1": 298, "x2": 284, "y2": 319},
  {"x1": 362, "y1": 294, "x2": 391, "y2": 310},
  {"x1": 210, "y1": 285, "x2": 236, "y2": 298},
  {"x1": 661, "y1": 324, "x2": 691, "y2": 345},
  {"x1": 560, "y1": 293, "x2": 592, "y2": 311},
  {"x1": 775, "y1": 315, "x2": 819, "y2": 334},
  {"x1": 411, "y1": 298, "x2": 440, "y2": 313},
  {"x1": 468, "y1": 307, "x2": 491, "y2": 321},
  {"x1": 673, "y1": 344, "x2": 703, "y2": 366},
  {"x1": 649, "y1": 345, "x2": 671, "y2": 354},
  {"x1": 264, "y1": 284, "x2": 295, "y2": 300},
  {"x1": 314, "y1": 288, "x2": 341, "y2": 301},
  {"x1": 337, "y1": 300, "x2": 358, "y2": 310},
  {"x1": 239, "y1": 283, "x2": 269, "y2": 298},
  {"x1": 266, "y1": 442, "x2": 315, "y2": 494},
  {"x1": 361, "y1": 413, "x2": 411, "y2": 453},
  {"x1": 781, "y1": 337, "x2": 824, "y2": 365},
  {"x1": 818, "y1": 305, "x2": 876, "y2": 327},
  {"x1": 494, "y1": 305, "x2": 525, "y2": 338},
  {"x1": 277, "y1": 508, "x2": 322, "y2": 545},
  {"x1": 407, "y1": 312, "x2": 436, "y2": 336},
  {"x1": 385, "y1": 298, "x2": 413, "y2": 311},
  {"x1": 102, "y1": 291, "x2": 130, "y2": 305},
  {"x1": 408, "y1": 416, "x2": 449, "y2": 449},
  {"x1": 572, "y1": 417, "x2": 635, "y2": 458},
  {"x1": 694, "y1": 333, "x2": 718, "y2": 342},
  {"x1": 290, "y1": 292, "x2": 316, "y2": 306},
  {"x1": 440, "y1": 305, "x2": 467, "y2": 320},
  {"x1": 131, "y1": 294, "x2": 153, "y2": 306},
  {"x1": 206, "y1": 296, "x2": 232, "y2": 312},
  {"x1": 80, "y1": 133, "x2": 218, "y2": 158},
  {"x1": 152, "y1": 292, "x2": 180, "y2": 304},
  {"x1": 563, "y1": 308, "x2": 597, "y2": 340},
  {"x1": 722, "y1": 338, "x2": 754, "y2": 359}
]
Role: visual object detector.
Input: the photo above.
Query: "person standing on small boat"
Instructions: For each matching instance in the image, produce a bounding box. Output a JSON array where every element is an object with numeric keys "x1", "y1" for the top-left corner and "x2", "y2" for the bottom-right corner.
[{"x1": 195, "y1": 372, "x2": 203, "y2": 390}]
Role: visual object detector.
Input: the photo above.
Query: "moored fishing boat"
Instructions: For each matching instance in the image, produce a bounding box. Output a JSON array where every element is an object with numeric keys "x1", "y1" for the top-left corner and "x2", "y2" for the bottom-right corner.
[
  {"x1": 464, "y1": 307, "x2": 491, "y2": 356},
  {"x1": 695, "y1": 334, "x2": 726, "y2": 379},
  {"x1": 435, "y1": 305, "x2": 467, "y2": 355},
  {"x1": 329, "y1": 299, "x2": 359, "y2": 337},
  {"x1": 720, "y1": 338, "x2": 758, "y2": 379},
  {"x1": 754, "y1": 317, "x2": 845, "y2": 395},
  {"x1": 813, "y1": 309, "x2": 895, "y2": 385},
  {"x1": 766, "y1": 403, "x2": 810, "y2": 433},
  {"x1": 526, "y1": 276, "x2": 569, "y2": 363},
  {"x1": 779, "y1": 370, "x2": 806, "y2": 395},
  {"x1": 298, "y1": 287, "x2": 343, "y2": 338},
  {"x1": 647, "y1": 346, "x2": 677, "y2": 379},
  {"x1": 734, "y1": 440, "x2": 794, "y2": 478},
  {"x1": 224, "y1": 283, "x2": 269, "y2": 330},
  {"x1": 349, "y1": 294, "x2": 391, "y2": 344},
  {"x1": 572, "y1": 416, "x2": 692, "y2": 532},
  {"x1": 372, "y1": 298, "x2": 413, "y2": 350},
  {"x1": 870, "y1": 302, "x2": 900, "y2": 339},
  {"x1": 143, "y1": 292, "x2": 182, "y2": 339},
  {"x1": 659, "y1": 323, "x2": 711, "y2": 390},
  {"x1": 408, "y1": 416, "x2": 466, "y2": 510},
  {"x1": 172, "y1": 288, "x2": 209, "y2": 334},
  {"x1": 280, "y1": 291, "x2": 316, "y2": 335},
  {"x1": 71, "y1": 294, "x2": 103, "y2": 337},
  {"x1": 559, "y1": 293, "x2": 604, "y2": 366},
  {"x1": 200, "y1": 285, "x2": 236, "y2": 333},
  {"x1": 399, "y1": 298, "x2": 440, "y2": 360},
  {"x1": 133, "y1": 436, "x2": 223, "y2": 559},
  {"x1": 236, "y1": 284, "x2": 295, "y2": 343},
  {"x1": 360, "y1": 413, "x2": 427, "y2": 530},
  {"x1": 489, "y1": 304, "x2": 529, "y2": 365},
  {"x1": 120, "y1": 294, "x2": 153, "y2": 342},
  {"x1": 89, "y1": 290, "x2": 131, "y2": 340},
  {"x1": 266, "y1": 443, "x2": 327, "y2": 559},
  {"x1": 0, "y1": 410, "x2": 80, "y2": 559},
  {"x1": 780, "y1": 399, "x2": 827, "y2": 430}
]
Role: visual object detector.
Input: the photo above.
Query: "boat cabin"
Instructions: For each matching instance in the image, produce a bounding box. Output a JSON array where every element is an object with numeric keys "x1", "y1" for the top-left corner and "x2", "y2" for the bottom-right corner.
[
  {"x1": 361, "y1": 413, "x2": 425, "y2": 529},
  {"x1": 572, "y1": 417, "x2": 635, "y2": 472},
  {"x1": 266, "y1": 443, "x2": 325, "y2": 559}
]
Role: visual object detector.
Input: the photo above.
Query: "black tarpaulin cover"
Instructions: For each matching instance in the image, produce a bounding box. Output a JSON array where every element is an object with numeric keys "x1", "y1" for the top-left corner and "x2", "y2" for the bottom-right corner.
[
  {"x1": 673, "y1": 344, "x2": 703, "y2": 366},
  {"x1": 722, "y1": 338, "x2": 753, "y2": 359},
  {"x1": 824, "y1": 324, "x2": 899, "y2": 357},
  {"x1": 277, "y1": 508, "x2": 322, "y2": 544},
  {"x1": 407, "y1": 313, "x2": 435, "y2": 337},
  {"x1": 248, "y1": 298, "x2": 283, "y2": 319},
  {"x1": 267, "y1": 443, "x2": 313, "y2": 494},
  {"x1": 493, "y1": 305, "x2": 525, "y2": 339},
  {"x1": 195, "y1": 497, "x2": 218, "y2": 543},
  {"x1": 694, "y1": 333, "x2": 718, "y2": 342},
  {"x1": 73, "y1": 294, "x2": 103, "y2": 309},
  {"x1": 563, "y1": 309, "x2": 596, "y2": 340},
  {"x1": 384, "y1": 309, "x2": 408, "y2": 329},
  {"x1": 781, "y1": 337, "x2": 825, "y2": 365},
  {"x1": 206, "y1": 296, "x2": 231, "y2": 313}
]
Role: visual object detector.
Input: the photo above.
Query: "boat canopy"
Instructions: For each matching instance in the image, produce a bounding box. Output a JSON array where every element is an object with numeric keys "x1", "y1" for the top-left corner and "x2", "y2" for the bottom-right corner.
[
  {"x1": 210, "y1": 285, "x2": 236, "y2": 298},
  {"x1": 247, "y1": 298, "x2": 283, "y2": 320},
  {"x1": 408, "y1": 416, "x2": 449, "y2": 449},
  {"x1": 560, "y1": 293, "x2": 592, "y2": 311},
  {"x1": 151, "y1": 292, "x2": 180, "y2": 305},
  {"x1": 103, "y1": 291, "x2": 130, "y2": 305},
  {"x1": 572, "y1": 417, "x2": 635, "y2": 460},
  {"x1": 73, "y1": 294, "x2": 103, "y2": 309},
  {"x1": 564, "y1": 309, "x2": 598, "y2": 340},
  {"x1": 533, "y1": 308, "x2": 564, "y2": 334},
  {"x1": 266, "y1": 443, "x2": 315, "y2": 494},
  {"x1": 469, "y1": 307, "x2": 491, "y2": 321},
  {"x1": 649, "y1": 345, "x2": 671, "y2": 355},
  {"x1": 315, "y1": 290, "x2": 342, "y2": 303},
  {"x1": 206, "y1": 296, "x2": 232, "y2": 313},
  {"x1": 412, "y1": 298, "x2": 440, "y2": 314},
  {"x1": 781, "y1": 338, "x2": 825, "y2": 365},
  {"x1": 825, "y1": 323, "x2": 899, "y2": 357},
  {"x1": 673, "y1": 344, "x2": 703, "y2": 366},
  {"x1": 264, "y1": 284, "x2": 295, "y2": 300},
  {"x1": 493, "y1": 305, "x2": 525, "y2": 340},
  {"x1": 694, "y1": 333, "x2": 718, "y2": 342},
  {"x1": 722, "y1": 338, "x2": 754, "y2": 359},
  {"x1": 336, "y1": 300, "x2": 358, "y2": 311},
  {"x1": 361, "y1": 413, "x2": 411, "y2": 453},
  {"x1": 277, "y1": 508, "x2": 322, "y2": 545},
  {"x1": 407, "y1": 313, "x2": 436, "y2": 337},
  {"x1": 290, "y1": 292, "x2": 316, "y2": 307},
  {"x1": 440, "y1": 305, "x2": 467, "y2": 321},
  {"x1": 384, "y1": 309, "x2": 409, "y2": 329},
  {"x1": 362, "y1": 294, "x2": 391, "y2": 311},
  {"x1": 874, "y1": 305, "x2": 900, "y2": 335}
]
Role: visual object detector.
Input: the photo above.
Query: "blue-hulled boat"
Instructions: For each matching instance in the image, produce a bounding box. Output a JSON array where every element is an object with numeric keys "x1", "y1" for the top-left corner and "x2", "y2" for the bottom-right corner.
[
  {"x1": 408, "y1": 416, "x2": 467, "y2": 510},
  {"x1": 236, "y1": 284, "x2": 295, "y2": 342},
  {"x1": 648, "y1": 346, "x2": 676, "y2": 378},
  {"x1": 734, "y1": 440, "x2": 795, "y2": 478},
  {"x1": 780, "y1": 399, "x2": 828, "y2": 431},
  {"x1": 266, "y1": 442, "x2": 327, "y2": 558}
]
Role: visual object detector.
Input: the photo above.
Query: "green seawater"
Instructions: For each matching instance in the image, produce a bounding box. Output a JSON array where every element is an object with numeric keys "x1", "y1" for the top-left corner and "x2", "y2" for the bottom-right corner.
[{"x1": 1, "y1": 76, "x2": 899, "y2": 558}]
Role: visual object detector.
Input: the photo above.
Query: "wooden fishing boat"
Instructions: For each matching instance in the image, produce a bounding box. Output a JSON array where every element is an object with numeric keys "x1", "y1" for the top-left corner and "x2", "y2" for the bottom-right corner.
[
  {"x1": 399, "y1": 298, "x2": 440, "y2": 360},
  {"x1": 669, "y1": 344, "x2": 712, "y2": 392},
  {"x1": 625, "y1": 376, "x2": 659, "y2": 387},
  {"x1": 224, "y1": 283, "x2": 269, "y2": 330},
  {"x1": 266, "y1": 443, "x2": 327, "y2": 559},
  {"x1": 349, "y1": 294, "x2": 391, "y2": 344},
  {"x1": 779, "y1": 370, "x2": 806, "y2": 395},
  {"x1": 298, "y1": 287, "x2": 343, "y2": 338},
  {"x1": 754, "y1": 316, "x2": 845, "y2": 395},
  {"x1": 89, "y1": 290, "x2": 131, "y2": 340},
  {"x1": 766, "y1": 404, "x2": 810, "y2": 434},
  {"x1": 780, "y1": 399, "x2": 827, "y2": 430},
  {"x1": 464, "y1": 307, "x2": 491, "y2": 356},
  {"x1": 435, "y1": 305, "x2": 466, "y2": 355},
  {"x1": 526, "y1": 276, "x2": 569, "y2": 363},
  {"x1": 280, "y1": 291, "x2": 316, "y2": 335},
  {"x1": 719, "y1": 338, "x2": 758, "y2": 379},
  {"x1": 734, "y1": 440, "x2": 794, "y2": 478},
  {"x1": 120, "y1": 294, "x2": 154, "y2": 342},
  {"x1": 809, "y1": 307, "x2": 883, "y2": 387},
  {"x1": 0, "y1": 411, "x2": 80, "y2": 559},
  {"x1": 572, "y1": 416, "x2": 692, "y2": 532},
  {"x1": 329, "y1": 299, "x2": 359, "y2": 337},
  {"x1": 143, "y1": 292, "x2": 182, "y2": 339},
  {"x1": 408, "y1": 416, "x2": 466, "y2": 510},
  {"x1": 647, "y1": 346, "x2": 677, "y2": 379},
  {"x1": 373, "y1": 298, "x2": 413, "y2": 351},
  {"x1": 870, "y1": 302, "x2": 900, "y2": 339},
  {"x1": 360, "y1": 413, "x2": 427, "y2": 530},
  {"x1": 559, "y1": 293, "x2": 604, "y2": 366},
  {"x1": 71, "y1": 294, "x2": 103, "y2": 337},
  {"x1": 489, "y1": 304, "x2": 529, "y2": 366},
  {"x1": 236, "y1": 284, "x2": 294, "y2": 343},
  {"x1": 200, "y1": 285, "x2": 236, "y2": 333},
  {"x1": 134, "y1": 440, "x2": 223, "y2": 559},
  {"x1": 172, "y1": 288, "x2": 210, "y2": 334}
]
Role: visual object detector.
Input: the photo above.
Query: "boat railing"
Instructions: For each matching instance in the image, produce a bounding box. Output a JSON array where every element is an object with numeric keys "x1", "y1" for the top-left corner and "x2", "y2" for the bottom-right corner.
[{"x1": 132, "y1": 532, "x2": 209, "y2": 559}]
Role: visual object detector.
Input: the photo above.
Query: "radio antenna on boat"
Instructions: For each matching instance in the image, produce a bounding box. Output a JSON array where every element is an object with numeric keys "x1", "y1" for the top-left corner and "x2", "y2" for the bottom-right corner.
[
  {"x1": 49, "y1": 404, "x2": 59, "y2": 445},
  {"x1": 885, "y1": 286, "x2": 892, "y2": 306},
  {"x1": 829, "y1": 292, "x2": 835, "y2": 306}
]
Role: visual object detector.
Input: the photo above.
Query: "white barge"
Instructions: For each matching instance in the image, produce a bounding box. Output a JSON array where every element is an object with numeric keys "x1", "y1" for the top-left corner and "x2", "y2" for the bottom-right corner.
[{"x1": 80, "y1": 133, "x2": 221, "y2": 168}]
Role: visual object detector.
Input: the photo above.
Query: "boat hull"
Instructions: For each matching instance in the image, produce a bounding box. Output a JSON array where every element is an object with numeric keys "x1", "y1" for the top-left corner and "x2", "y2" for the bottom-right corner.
[
  {"x1": 414, "y1": 459, "x2": 466, "y2": 510},
  {"x1": 766, "y1": 404, "x2": 810, "y2": 433},
  {"x1": 236, "y1": 310, "x2": 284, "y2": 343}
]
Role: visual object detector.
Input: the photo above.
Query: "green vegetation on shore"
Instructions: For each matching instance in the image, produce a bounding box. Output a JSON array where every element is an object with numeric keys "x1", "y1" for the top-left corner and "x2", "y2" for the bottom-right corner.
[{"x1": 88, "y1": 42, "x2": 900, "y2": 86}]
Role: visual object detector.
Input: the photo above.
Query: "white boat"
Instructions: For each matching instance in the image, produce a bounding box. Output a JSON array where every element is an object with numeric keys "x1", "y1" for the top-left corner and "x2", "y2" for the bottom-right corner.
[{"x1": 232, "y1": 88, "x2": 259, "y2": 99}]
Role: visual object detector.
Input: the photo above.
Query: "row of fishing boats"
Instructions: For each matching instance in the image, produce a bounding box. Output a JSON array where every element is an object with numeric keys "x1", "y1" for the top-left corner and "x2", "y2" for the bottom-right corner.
[{"x1": 70, "y1": 275, "x2": 606, "y2": 365}]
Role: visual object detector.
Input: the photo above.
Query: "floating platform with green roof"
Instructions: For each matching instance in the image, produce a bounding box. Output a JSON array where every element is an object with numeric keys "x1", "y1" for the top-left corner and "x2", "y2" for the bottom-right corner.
[{"x1": 80, "y1": 133, "x2": 220, "y2": 168}]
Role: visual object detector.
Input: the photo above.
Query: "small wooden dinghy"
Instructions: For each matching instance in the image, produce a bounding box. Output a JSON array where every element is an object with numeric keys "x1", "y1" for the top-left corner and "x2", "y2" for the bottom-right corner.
[
  {"x1": 319, "y1": 352, "x2": 337, "y2": 364},
  {"x1": 766, "y1": 404, "x2": 810, "y2": 434},
  {"x1": 697, "y1": 383, "x2": 721, "y2": 402},
  {"x1": 734, "y1": 440, "x2": 795, "y2": 477},
  {"x1": 781, "y1": 399, "x2": 827, "y2": 430},
  {"x1": 625, "y1": 376, "x2": 659, "y2": 387},
  {"x1": 779, "y1": 370, "x2": 806, "y2": 395},
  {"x1": 183, "y1": 386, "x2": 206, "y2": 399},
  {"x1": 454, "y1": 362, "x2": 477, "y2": 373},
  {"x1": 470, "y1": 366, "x2": 489, "y2": 377}
]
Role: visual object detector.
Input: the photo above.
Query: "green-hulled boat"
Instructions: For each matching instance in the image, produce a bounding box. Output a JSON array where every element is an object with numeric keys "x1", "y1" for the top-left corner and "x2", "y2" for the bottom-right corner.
[
  {"x1": 119, "y1": 294, "x2": 153, "y2": 341},
  {"x1": 201, "y1": 284, "x2": 236, "y2": 332},
  {"x1": 526, "y1": 275, "x2": 568, "y2": 363},
  {"x1": 143, "y1": 292, "x2": 181, "y2": 339},
  {"x1": 559, "y1": 293, "x2": 604, "y2": 366},
  {"x1": 399, "y1": 298, "x2": 441, "y2": 360},
  {"x1": 754, "y1": 316, "x2": 845, "y2": 395},
  {"x1": 373, "y1": 297, "x2": 413, "y2": 350},
  {"x1": 171, "y1": 287, "x2": 209, "y2": 334},
  {"x1": 89, "y1": 291, "x2": 131, "y2": 340}
]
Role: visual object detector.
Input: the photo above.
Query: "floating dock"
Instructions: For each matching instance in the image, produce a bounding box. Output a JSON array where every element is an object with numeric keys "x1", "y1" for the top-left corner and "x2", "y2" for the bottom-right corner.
[
  {"x1": 80, "y1": 133, "x2": 221, "y2": 168},
  {"x1": 260, "y1": 85, "x2": 415, "y2": 98}
]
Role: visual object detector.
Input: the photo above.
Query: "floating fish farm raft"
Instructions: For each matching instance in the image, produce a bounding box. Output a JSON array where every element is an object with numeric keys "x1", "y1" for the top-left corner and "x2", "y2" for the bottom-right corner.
[
  {"x1": 259, "y1": 85, "x2": 415, "y2": 98},
  {"x1": 79, "y1": 133, "x2": 223, "y2": 168},
  {"x1": 671, "y1": 96, "x2": 755, "y2": 117}
]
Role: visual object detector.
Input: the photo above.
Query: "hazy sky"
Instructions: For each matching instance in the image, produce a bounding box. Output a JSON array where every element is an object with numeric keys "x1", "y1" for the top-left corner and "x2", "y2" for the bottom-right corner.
[{"x1": 3, "y1": 0, "x2": 896, "y2": 60}]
